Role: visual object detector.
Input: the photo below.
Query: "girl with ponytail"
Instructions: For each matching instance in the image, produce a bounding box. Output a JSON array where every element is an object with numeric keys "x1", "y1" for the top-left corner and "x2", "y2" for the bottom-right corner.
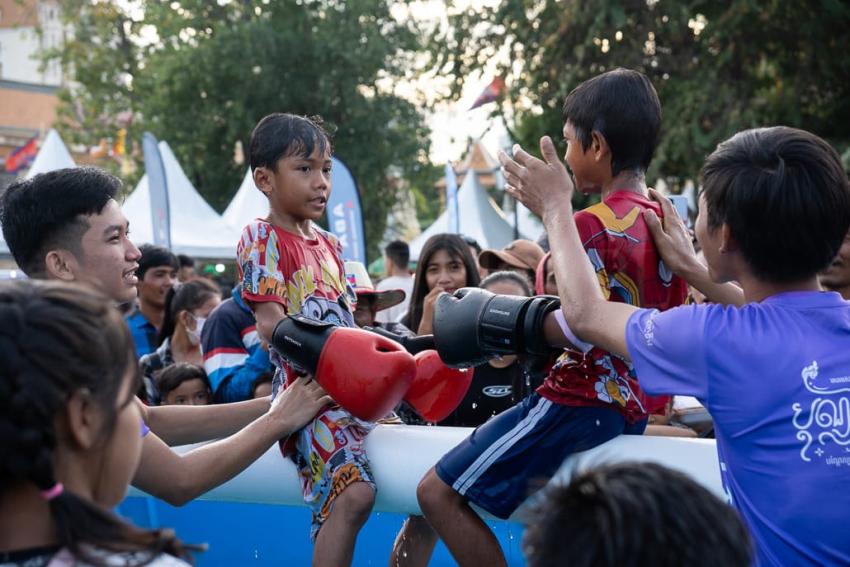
[{"x1": 0, "y1": 281, "x2": 196, "y2": 566}]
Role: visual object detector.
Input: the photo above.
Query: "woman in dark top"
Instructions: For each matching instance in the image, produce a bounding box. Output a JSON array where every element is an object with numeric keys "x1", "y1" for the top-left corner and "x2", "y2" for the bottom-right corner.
[{"x1": 439, "y1": 270, "x2": 534, "y2": 427}]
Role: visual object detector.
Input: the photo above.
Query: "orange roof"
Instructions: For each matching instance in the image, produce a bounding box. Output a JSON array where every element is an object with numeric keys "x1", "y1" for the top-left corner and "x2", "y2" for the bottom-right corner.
[
  {"x1": 0, "y1": 0, "x2": 38, "y2": 28},
  {"x1": 435, "y1": 140, "x2": 500, "y2": 190}
]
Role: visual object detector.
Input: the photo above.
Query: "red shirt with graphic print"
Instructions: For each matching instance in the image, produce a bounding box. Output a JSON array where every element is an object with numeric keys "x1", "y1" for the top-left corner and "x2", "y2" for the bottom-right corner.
[{"x1": 537, "y1": 190, "x2": 689, "y2": 423}]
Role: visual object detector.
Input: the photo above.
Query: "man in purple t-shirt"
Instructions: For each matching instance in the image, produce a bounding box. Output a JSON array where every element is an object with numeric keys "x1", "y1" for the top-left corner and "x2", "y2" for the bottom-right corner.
[{"x1": 501, "y1": 126, "x2": 850, "y2": 566}]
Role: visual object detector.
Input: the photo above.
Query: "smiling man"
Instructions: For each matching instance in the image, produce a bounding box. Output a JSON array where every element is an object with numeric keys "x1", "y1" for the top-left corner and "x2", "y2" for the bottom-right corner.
[{"x1": 0, "y1": 166, "x2": 332, "y2": 509}]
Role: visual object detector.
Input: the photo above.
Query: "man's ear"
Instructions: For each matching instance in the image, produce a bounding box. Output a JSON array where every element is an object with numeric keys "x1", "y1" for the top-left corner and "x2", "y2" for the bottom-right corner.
[
  {"x1": 719, "y1": 224, "x2": 738, "y2": 254},
  {"x1": 44, "y1": 249, "x2": 79, "y2": 282},
  {"x1": 63, "y1": 388, "x2": 101, "y2": 450},
  {"x1": 253, "y1": 167, "x2": 274, "y2": 198},
  {"x1": 590, "y1": 131, "x2": 610, "y2": 162}
]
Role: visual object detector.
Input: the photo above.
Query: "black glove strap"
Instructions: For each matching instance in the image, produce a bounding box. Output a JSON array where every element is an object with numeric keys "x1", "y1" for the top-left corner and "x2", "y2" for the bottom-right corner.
[{"x1": 271, "y1": 313, "x2": 334, "y2": 374}]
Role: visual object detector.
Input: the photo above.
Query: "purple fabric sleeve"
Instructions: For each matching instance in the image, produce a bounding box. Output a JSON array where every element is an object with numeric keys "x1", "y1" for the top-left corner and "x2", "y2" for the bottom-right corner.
[{"x1": 624, "y1": 305, "x2": 710, "y2": 399}]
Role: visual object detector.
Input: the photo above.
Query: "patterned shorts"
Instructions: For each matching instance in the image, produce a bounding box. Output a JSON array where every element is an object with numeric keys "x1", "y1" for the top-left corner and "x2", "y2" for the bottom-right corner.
[{"x1": 287, "y1": 406, "x2": 376, "y2": 541}]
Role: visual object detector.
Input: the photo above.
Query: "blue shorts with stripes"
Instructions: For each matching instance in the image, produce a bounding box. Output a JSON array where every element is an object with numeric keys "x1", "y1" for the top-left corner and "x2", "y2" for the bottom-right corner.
[{"x1": 435, "y1": 393, "x2": 647, "y2": 519}]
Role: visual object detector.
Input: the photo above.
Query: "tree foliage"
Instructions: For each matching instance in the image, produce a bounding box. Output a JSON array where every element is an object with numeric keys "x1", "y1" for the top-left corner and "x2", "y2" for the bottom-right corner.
[
  {"x1": 435, "y1": 0, "x2": 850, "y2": 187},
  {"x1": 49, "y1": 0, "x2": 434, "y2": 259}
]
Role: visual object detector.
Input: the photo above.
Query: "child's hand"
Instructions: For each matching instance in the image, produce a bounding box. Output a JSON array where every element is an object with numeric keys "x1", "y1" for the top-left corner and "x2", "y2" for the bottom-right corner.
[
  {"x1": 645, "y1": 188, "x2": 699, "y2": 275},
  {"x1": 269, "y1": 375, "x2": 332, "y2": 436},
  {"x1": 499, "y1": 136, "x2": 574, "y2": 219}
]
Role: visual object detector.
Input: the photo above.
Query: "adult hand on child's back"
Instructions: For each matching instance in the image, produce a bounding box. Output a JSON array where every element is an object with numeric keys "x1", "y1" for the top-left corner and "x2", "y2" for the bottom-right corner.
[
  {"x1": 645, "y1": 188, "x2": 699, "y2": 275},
  {"x1": 269, "y1": 375, "x2": 332, "y2": 436},
  {"x1": 499, "y1": 136, "x2": 574, "y2": 218}
]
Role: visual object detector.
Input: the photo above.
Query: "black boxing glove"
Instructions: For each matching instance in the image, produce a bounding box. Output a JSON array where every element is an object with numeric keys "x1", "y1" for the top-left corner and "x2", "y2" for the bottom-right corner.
[{"x1": 432, "y1": 287, "x2": 560, "y2": 368}]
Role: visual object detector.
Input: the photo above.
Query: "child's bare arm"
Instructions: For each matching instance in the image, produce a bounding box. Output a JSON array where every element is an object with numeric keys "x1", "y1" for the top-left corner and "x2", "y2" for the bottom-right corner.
[
  {"x1": 142, "y1": 396, "x2": 270, "y2": 446},
  {"x1": 253, "y1": 300, "x2": 288, "y2": 342}
]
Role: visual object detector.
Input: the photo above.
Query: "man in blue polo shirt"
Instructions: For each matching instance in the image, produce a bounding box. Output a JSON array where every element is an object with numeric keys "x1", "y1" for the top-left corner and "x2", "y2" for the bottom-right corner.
[{"x1": 125, "y1": 244, "x2": 179, "y2": 357}]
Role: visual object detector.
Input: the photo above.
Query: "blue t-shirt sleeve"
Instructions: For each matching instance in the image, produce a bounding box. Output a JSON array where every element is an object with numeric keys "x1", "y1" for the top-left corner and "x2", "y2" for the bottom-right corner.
[{"x1": 625, "y1": 305, "x2": 709, "y2": 399}]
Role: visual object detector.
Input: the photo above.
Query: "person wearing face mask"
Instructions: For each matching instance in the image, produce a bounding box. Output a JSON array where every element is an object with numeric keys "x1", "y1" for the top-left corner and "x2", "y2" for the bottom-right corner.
[{"x1": 139, "y1": 278, "x2": 222, "y2": 404}]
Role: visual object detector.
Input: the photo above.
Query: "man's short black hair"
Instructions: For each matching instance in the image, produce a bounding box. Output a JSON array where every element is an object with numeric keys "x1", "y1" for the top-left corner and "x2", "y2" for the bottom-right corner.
[
  {"x1": 137, "y1": 244, "x2": 179, "y2": 281},
  {"x1": 702, "y1": 126, "x2": 850, "y2": 283},
  {"x1": 249, "y1": 113, "x2": 333, "y2": 172},
  {"x1": 562, "y1": 68, "x2": 661, "y2": 177},
  {"x1": 384, "y1": 240, "x2": 410, "y2": 271},
  {"x1": 0, "y1": 167, "x2": 121, "y2": 277},
  {"x1": 522, "y1": 462, "x2": 752, "y2": 567},
  {"x1": 177, "y1": 254, "x2": 194, "y2": 269}
]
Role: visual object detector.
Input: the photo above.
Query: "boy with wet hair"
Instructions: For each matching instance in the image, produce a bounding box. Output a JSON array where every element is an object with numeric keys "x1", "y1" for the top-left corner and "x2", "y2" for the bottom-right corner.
[
  {"x1": 523, "y1": 462, "x2": 752, "y2": 567},
  {"x1": 506, "y1": 124, "x2": 850, "y2": 564},
  {"x1": 240, "y1": 113, "x2": 375, "y2": 566},
  {"x1": 418, "y1": 68, "x2": 688, "y2": 566}
]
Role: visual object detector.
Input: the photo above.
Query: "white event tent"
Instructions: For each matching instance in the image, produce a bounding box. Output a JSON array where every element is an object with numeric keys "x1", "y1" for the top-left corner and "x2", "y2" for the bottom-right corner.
[
  {"x1": 25, "y1": 129, "x2": 76, "y2": 179},
  {"x1": 122, "y1": 142, "x2": 242, "y2": 259},
  {"x1": 1, "y1": 130, "x2": 77, "y2": 256},
  {"x1": 410, "y1": 170, "x2": 516, "y2": 260},
  {"x1": 223, "y1": 168, "x2": 268, "y2": 231}
]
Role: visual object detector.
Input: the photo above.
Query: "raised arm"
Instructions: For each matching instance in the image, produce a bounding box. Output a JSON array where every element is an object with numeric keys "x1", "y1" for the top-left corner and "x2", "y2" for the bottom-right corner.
[{"x1": 500, "y1": 137, "x2": 637, "y2": 359}]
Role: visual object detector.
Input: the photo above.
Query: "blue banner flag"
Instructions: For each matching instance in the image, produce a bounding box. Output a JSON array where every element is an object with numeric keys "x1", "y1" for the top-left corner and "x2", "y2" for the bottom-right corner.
[
  {"x1": 327, "y1": 157, "x2": 366, "y2": 264},
  {"x1": 445, "y1": 162, "x2": 459, "y2": 233},
  {"x1": 142, "y1": 133, "x2": 171, "y2": 249}
]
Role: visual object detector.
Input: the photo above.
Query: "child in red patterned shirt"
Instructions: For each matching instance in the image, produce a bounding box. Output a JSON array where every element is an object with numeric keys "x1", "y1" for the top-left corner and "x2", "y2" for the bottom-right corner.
[{"x1": 238, "y1": 113, "x2": 374, "y2": 566}]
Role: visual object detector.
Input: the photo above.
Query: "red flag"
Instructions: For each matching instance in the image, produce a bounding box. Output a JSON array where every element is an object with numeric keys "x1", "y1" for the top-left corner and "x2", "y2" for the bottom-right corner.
[
  {"x1": 469, "y1": 77, "x2": 505, "y2": 110},
  {"x1": 4, "y1": 137, "x2": 39, "y2": 173}
]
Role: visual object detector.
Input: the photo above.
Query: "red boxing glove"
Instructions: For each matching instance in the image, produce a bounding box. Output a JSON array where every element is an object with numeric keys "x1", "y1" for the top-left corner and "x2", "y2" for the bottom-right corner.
[
  {"x1": 404, "y1": 350, "x2": 474, "y2": 422},
  {"x1": 316, "y1": 328, "x2": 416, "y2": 421},
  {"x1": 273, "y1": 315, "x2": 416, "y2": 422}
]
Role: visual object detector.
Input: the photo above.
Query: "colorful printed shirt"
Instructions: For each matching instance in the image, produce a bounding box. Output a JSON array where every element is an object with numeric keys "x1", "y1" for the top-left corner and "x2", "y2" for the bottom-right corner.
[
  {"x1": 125, "y1": 307, "x2": 158, "y2": 358},
  {"x1": 537, "y1": 190, "x2": 689, "y2": 423},
  {"x1": 201, "y1": 287, "x2": 270, "y2": 403},
  {"x1": 237, "y1": 220, "x2": 374, "y2": 540}
]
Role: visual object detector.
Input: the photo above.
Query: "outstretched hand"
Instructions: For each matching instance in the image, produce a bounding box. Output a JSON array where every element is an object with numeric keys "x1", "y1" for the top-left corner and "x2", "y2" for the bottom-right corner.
[
  {"x1": 498, "y1": 136, "x2": 574, "y2": 219},
  {"x1": 268, "y1": 375, "x2": 332, "y2": 437},
  {"x1": 644, "y1": 188, "x2": 699, "y2": 274}
]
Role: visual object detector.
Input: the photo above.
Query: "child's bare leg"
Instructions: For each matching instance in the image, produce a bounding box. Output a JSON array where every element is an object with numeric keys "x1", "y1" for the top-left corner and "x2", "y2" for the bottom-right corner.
[
  {"x1": 313, "y1": 481, "x2": 375, "y2": 567},
  {"x1": 388, "y1": 514, "x2": 438, "y2": 567},
  {"x1": 416, "y1": 468, "x2": 507, "y2": 567}
]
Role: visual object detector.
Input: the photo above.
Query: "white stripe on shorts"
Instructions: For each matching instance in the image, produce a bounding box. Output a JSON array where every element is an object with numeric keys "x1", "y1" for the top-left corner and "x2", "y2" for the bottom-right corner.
[{"x1": 453, "y1": 396, "x2": 554, "y2": 495}]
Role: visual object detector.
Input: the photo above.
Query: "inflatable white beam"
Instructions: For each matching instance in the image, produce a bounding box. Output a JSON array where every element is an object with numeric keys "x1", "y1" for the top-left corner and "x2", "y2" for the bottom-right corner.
[{"x1": 130, "y1": 425, "x2": 721, "y2": 519}]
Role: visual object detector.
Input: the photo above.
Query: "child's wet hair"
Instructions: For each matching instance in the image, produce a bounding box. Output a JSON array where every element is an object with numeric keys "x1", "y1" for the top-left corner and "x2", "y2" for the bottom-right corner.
[
  {"x1": 561, "y1": 68, "x2": 661, "y2": 177},
  {"x1": 249, "y1": 113, "x2": 334, "y2": 171}
]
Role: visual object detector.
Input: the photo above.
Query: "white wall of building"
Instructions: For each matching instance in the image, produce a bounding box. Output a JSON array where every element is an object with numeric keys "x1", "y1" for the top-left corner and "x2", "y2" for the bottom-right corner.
[{"x1": 0, "y1": 1, "x2": 64, "y2": 86}]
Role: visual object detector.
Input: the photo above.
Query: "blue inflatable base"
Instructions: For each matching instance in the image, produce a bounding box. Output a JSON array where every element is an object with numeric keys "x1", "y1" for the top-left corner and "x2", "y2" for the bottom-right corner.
[{"x1": 118, "y1": 496, "x2": 527, "y2": 566}]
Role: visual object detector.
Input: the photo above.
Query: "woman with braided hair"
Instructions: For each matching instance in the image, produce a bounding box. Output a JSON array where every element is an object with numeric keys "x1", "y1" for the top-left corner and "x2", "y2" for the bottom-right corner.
[{"x1": 0, "y1": 281, "x2": 194, "y2": 566}]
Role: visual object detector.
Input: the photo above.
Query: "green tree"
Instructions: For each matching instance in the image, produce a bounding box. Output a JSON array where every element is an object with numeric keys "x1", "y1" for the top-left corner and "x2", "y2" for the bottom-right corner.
[
  {"x1": 435, "y1": 0, "x2": 850, "y2": 189},
  {"x1": 48, "y1": 0, "x2": 434, "y2": 260}
]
